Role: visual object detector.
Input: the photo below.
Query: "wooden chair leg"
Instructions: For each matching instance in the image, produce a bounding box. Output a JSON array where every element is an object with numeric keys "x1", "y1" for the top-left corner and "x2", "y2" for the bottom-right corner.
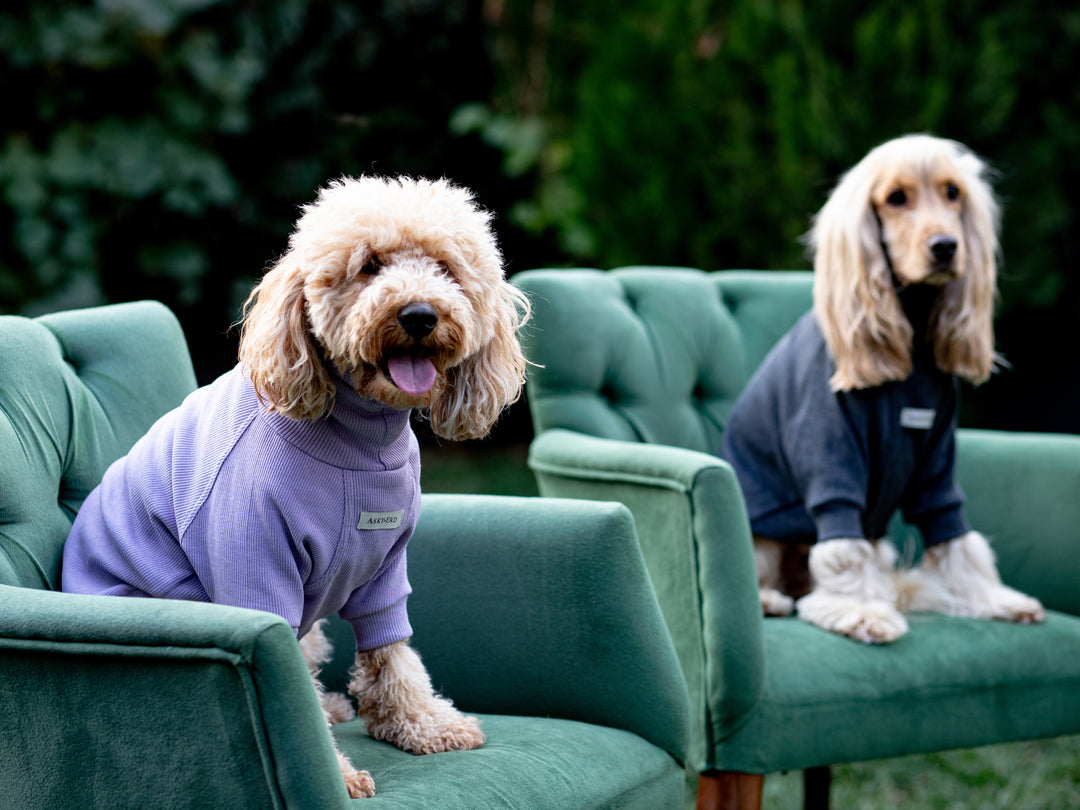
[
  {"x1": 803, "y1": 765, "x2": 831, "y2": 810},
  {"x1": 696, "y1": 770, "x2": 764, "y2": 810}
]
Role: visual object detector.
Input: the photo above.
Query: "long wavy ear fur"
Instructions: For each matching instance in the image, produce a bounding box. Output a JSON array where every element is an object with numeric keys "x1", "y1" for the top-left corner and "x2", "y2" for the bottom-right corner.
[
  {"x1": 428, "y1": 282, "x2": 531, "y2": 440},
  {"x1": 930, "y1": 146, "x2": 1001, "y2": 385},
  {"x1": 809, "y1": 154, "x2": 912, "y2": 391},
  {"x1": 238, "y1": 257, "x2": 334, "y2": 420}
]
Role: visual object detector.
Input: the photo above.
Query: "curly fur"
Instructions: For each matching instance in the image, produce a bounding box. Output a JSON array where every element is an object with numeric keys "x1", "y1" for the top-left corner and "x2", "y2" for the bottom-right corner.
[
  {"x1": 253, "y1": 176, "x2": 524, "y2": 797},
  {"x1": 238, "y1": 175, "x2": 530, "y2": 440}
]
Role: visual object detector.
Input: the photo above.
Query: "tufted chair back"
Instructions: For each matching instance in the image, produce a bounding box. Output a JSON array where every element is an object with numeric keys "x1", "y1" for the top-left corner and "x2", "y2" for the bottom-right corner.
[
  {"x1": 516, "y1": 267, "x2": 813, "y2": 451},
  {"x1": 0, "y1": 302, "x2": 197, "y2": 589}
]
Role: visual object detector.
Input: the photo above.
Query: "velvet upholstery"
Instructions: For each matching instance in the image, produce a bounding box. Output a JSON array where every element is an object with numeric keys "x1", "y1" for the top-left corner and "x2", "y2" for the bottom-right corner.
[
  {"x1": 0, "y1": 301, "x2": 690, "y2": 809},
  {"x1": 515, "y1": 267, "x2": 1080, "y2": 786}
]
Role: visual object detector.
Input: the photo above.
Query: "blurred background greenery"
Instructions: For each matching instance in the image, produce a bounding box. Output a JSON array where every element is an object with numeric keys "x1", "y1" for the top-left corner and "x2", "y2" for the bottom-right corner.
[
  {"x1": 2, "y1": 2, "x2": 1078, "y2": 805},
  {"x1": 2, "y1": 0, "x2": 1079, "y2": 441}
]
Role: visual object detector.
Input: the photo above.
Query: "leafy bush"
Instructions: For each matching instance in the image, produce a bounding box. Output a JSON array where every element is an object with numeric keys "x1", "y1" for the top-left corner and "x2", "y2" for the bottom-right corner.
[
  {"x1": 0, "y1": 0, "x2": 518, "y2": 380},
  {"x1": 482, "y1": 0, "x2": 1080, "y2": 431},
  {"x1": 4, "y1": 0, "x2": 1079, "y2": 431}
]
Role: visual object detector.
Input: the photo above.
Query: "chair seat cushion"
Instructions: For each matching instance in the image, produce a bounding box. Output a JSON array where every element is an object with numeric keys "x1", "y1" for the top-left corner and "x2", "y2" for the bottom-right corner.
[
  {"x1": 718, "y1": 611, "x2": 1080, "y2": 773},
  {"x1": 333, "y1": 712, "x2": 684, "y2": 808}
]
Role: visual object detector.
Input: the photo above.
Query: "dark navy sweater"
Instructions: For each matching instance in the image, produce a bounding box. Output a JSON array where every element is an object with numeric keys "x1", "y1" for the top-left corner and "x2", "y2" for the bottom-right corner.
[{"x1": 721, "y1": 292, "x2": 970, "y2": 547}]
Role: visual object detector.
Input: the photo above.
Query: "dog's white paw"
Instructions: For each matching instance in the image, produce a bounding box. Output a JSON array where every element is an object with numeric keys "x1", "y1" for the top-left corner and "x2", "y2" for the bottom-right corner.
[
  {"x1": 843, "y1": 602, "x2": 909, "y2": 644},
  {"x1": 985, "y1": 586, "x2": 1046, "y2": 624},
  {"x1": 912, "y1": 533, "x2": 1047, "y2": 625},
  {"x1": 797, "y1": 592, "x2": 909, "y2": 644},
  {"x1": 760, "y1": 587, "x2": 795, "y2": 617}
]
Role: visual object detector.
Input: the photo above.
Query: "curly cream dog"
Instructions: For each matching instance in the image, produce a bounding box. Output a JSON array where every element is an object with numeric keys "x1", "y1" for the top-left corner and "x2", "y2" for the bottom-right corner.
[
  {"x1": 63, "y1": 176, "x2": 529, "y2": 797},
  {"x1": 722, "y1": 135, "x2": 1044, "y2": 643}
]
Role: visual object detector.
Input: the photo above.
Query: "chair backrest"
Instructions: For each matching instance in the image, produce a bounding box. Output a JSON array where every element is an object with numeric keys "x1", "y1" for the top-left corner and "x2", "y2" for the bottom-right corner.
[
  {"x1": 0, "y1": 302, "x2": 197, "y2": 589},
  {"x1": 515, "y1": 267, "x2": 812, "y2": 452}
]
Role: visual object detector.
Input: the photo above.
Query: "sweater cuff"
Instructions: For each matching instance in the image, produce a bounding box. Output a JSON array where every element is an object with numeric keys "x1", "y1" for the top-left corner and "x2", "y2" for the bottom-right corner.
[
  {"x1": 346, "y1": 598, "x2": 413, "y2": 652},
  {"x1": 812, "y1": 501, "x2": 864, "y2": 543},
  {"x1": 919, "y1": 506, "x2": 971, "y2": 548}
]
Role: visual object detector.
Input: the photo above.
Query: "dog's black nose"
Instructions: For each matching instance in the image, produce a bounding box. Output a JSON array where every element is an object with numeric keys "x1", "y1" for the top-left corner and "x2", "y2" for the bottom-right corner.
[
  {"x1": 929, "y1": 235, "x2": 958, "y2": 265},
  {"x1": 398, "y1": 303, "x2": 439, "y2": 339}
]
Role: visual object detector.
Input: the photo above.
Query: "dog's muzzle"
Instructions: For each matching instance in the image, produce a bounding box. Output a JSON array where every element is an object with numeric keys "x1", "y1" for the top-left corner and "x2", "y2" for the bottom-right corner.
[
  {"x1": 928, "y1": 234, "x2": 958, "y2": 268},
  {"x1": 398, "y1": 302, "x2": 439, "y2": 339},
  {"x1": 386, "y1": 302, "x2": 440, "y2": 396}
]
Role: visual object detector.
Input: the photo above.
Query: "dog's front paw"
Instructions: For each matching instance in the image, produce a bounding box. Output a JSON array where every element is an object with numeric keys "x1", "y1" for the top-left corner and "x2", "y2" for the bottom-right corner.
[
  {"x1": 989, "y1": 586, "x2": 1046, "y2": 624},
  {"x1": 413, "y1": 703, "x2": 485, "y2": 754},
  {"x1": 844, "y1": 602, "x2": 909, "y2": 644},
  {"x1": 370, "y1": 696, "x2": 486, "y2": 755},
  {"x1": 760, "y1": 587, "x2": 795, "y2": 617},
  {"x1": 336, "y1": 751, "x2": 375, "y2": 798},
  {"x1": 797, "y1": 592, "x2": 908, "y2": 644},
  {"x1": 344, "y1": 769, "x2": 376, "y2": 800}
]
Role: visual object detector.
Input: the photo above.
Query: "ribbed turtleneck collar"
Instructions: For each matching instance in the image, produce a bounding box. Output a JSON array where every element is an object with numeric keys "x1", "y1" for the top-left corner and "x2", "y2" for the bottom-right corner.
[{"x1": 260, "y1": 367, "x2": 414, "y2": 470}]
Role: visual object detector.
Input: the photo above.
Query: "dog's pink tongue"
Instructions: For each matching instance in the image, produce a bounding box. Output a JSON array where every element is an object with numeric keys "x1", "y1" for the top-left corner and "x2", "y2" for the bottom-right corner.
[{"x1": 388, "y1": 355, "x2": 437, "y2": 396}]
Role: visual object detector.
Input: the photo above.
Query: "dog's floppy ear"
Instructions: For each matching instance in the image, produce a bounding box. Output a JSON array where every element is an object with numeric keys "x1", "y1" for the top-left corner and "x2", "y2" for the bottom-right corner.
[
  {"x1": 238, "y1": 256, "x2": 334, "y2": 420},
  {"x1": 428, "y1": 282, "x2": 530, "y2": 441},
  {"x1": 809, "y1": 158, "x2": 913, "y2": 391},
  {"x1": 930, "y1": 149, "x2": 1001, "y2": 385}
]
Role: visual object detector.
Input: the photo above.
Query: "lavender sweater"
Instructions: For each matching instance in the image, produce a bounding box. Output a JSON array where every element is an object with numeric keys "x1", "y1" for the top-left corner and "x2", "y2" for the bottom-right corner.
[{"x1": 62, "y1": 365, "x2": 419, "y2": 651}]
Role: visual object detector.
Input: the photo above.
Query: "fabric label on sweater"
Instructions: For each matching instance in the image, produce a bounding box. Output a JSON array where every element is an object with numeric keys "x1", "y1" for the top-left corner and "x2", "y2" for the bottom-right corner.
[
  {"x1": 899, "y1": 407, "x2": 936, "y2": 430},
  {"x1": 357, "y1": 510, "x2": 405, "y2": 531}
]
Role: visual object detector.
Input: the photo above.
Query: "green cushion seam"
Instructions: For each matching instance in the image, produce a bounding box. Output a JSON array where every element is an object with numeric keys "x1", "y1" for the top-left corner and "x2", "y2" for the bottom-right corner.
[
  {"x1": 684, "y1": 466, "x2": 714, "y2": 771},
  {"x1": 239, "y1": 623, "x2": 289, "y2": 810},
  {"x1": 0, "y1": 637, "x2": 250, "y2": 664},
  {"x1": 764, "y1": 674, "x2": 1080, "y2": 711},
  {"x1": 527, "y1": 459, "x2": 692, "y2": 493}
]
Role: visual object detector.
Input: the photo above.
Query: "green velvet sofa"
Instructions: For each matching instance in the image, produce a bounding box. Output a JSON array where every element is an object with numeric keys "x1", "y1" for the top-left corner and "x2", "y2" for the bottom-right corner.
[
  {"x1": 513, "y1": 267, "x2": 1080, "y2": 810},
  {"x1": 0, "y1": 300, "x2": 691, "y2": 809}
]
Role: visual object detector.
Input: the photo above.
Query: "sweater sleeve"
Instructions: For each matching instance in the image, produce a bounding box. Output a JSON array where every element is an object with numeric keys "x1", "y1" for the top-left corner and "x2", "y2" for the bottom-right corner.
[
  {"x1": 339, "y1": 540, "x2": 413, "y2": 651},
  {"x1": 782, "y1": 376, "x2": 872, "y2": 543}
]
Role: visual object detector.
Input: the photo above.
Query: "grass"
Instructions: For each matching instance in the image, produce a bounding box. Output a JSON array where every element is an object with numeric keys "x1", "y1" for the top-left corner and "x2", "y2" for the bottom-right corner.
[
  {"x1": 420, "y1": 442, "x2": 1080, "y2": 809},
  {"x1": 764, "y1": 737, "x2": 1080, "y2": 809}
]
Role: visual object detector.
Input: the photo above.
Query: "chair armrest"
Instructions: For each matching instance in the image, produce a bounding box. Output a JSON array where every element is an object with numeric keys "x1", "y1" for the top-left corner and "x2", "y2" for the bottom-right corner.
[
  {"x1": 957, "y1": 428, "x2": 1080, "y2": 615},
  {"x1": 398, "y1": 493, "x2": 690, "y2": 766},
  {"x1": 0, "y1": 585, "x2": 350, "y2": 810},
  {"x1": 527, "y1": 429, "x2": 765, "y2": 772}
]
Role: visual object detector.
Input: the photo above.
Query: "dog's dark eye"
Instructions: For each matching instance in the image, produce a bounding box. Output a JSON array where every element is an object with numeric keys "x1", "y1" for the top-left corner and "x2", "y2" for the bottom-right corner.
[
  {"x1": 886, "y1": 189, "x2": 907, "y2": 207},
  {"x1": 945, "y1": 183, "x2": 960, "y2": 202},
  {"x1": 361, "y1": 259, "x2": 382, "y2": 276}
]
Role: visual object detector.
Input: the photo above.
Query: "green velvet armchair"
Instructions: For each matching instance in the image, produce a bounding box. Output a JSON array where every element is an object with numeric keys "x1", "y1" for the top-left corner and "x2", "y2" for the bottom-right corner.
[
  {"x1": 0, "y1": 300, "x2": 691, "y2": 809},
  {"x1": 514, "y1": 267, "x2": 1080, "y2": 810}
]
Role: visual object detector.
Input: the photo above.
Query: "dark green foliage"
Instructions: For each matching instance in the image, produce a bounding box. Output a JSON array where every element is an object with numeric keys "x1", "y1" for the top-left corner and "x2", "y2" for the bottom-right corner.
[
  {"x1": 488, "y1": 0, "x2": 1080, "y2": 290},
  {"x1": 0, "y1": 0, "x2": 513, "y2": 380},
  {"x1": 481, "y1": 0, "x2": 1080, "y2": 432},
  {"x1": 3, "y1": 0, "x2": 1079, "y2": 430}
]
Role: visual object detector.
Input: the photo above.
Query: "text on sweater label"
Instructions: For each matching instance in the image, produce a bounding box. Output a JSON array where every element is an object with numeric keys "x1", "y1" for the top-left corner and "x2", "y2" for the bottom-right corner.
[{"x1": 358, "y1": 510, "x2": 405, "y2": 531}]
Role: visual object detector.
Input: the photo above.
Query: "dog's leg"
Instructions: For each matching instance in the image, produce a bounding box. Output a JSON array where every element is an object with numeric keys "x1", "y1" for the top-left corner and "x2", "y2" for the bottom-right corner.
[
  {"x1": 906, "y1": 531, "x2": 1045, "y2": 623},
  {"x1": 796, "y1": 538, "x2": 909, "y2": 644},
  {"x1": 300, "y1": 620, "x2": 358, "y2": 724},
  {"x1": 755, "y1": 536, "x2": 794, "y2": 616},
  {"x1": 348, "y1": 639, "x2": 485, "y2": 755},
  {"x1": 300, "y1": 622, "x2": 374, "y2": 799}
]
